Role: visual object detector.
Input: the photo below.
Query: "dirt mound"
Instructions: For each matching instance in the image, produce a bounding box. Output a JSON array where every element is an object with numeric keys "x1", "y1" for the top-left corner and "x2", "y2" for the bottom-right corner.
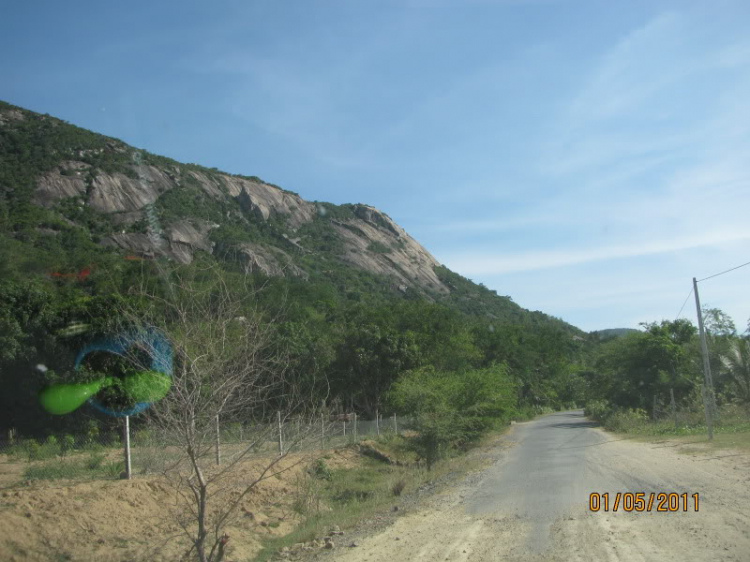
[{"x1": 0, "y1": 455, "x2": 312, "y2": 562}]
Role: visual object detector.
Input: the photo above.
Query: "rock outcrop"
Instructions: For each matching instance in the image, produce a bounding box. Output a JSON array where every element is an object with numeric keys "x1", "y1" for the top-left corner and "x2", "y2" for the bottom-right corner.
[
  {"x1": 89, "y1": 166, "x2": 174, "y2": 214},
  {"x1": 7, "y1": 98, "x2": 447, "y2": 294},
  {"x1": 35, "y1": 162, "x2": 88, "y2": 205},
  {"x1": 331, "y1": 205, "x2": 448, "y2": 295},
  {"x1": 235, "y1": 243, "x2": 308, "y2": 279}
]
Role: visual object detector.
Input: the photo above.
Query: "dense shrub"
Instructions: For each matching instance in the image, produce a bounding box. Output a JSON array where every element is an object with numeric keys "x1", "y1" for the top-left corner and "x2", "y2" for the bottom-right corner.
[
  {"x1": 604, "y1": 409, "x2": 649, "y2": 432},
  {"x1": 390, "y1": 364, "x2": 516, "y2": 468},
  {"x1": 583, "y1": 399, "x2": 612, "y2": 423}
]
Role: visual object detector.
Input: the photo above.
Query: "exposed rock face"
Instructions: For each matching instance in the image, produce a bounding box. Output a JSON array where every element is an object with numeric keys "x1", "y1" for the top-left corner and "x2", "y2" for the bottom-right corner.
[
  {"x1": 102, "y1": 233, "x2": 168, "y2": 259},
  {"x1": 0, "y1": 108, "x2": 24, "y2": 125},
  {"x1": 186, "y1": 171, "x2": 225, "y2": 199},
  {"x1": 89, "y1": 166, "x2": 174, "y2": 213},
  {"x1": 104, "y1": 220, "x2": 214, "y2": 265},
  {"x1": 235, "y1": 243, "x2": 308, "y2": 279},
  {"x1": 332, "y1": 205, "x2": 449, "y2": 295},
  {"x1": 35, "y1": 162, "x2": 88, "y2": 206},
  {"x1": 222, "y1": 176, "x2": 315, "y2": 229},
  {"x1": 166, "y1": 220, "x2": 215, "y2": 264},
  {"x1": 29, "y1": 140, "x2": 446, "y2": 293}
]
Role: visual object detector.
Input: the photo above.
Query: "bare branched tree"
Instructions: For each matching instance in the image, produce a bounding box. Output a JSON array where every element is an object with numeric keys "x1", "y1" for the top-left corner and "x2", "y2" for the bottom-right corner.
[{"x1": 113, "y1": 263, "x2": 325, "y2": 562}]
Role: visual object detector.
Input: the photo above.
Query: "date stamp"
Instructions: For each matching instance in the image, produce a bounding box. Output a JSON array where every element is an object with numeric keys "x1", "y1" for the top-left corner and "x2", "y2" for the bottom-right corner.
[{"x1": 589, "y1": 492, "x2": 699, "y2": 512}]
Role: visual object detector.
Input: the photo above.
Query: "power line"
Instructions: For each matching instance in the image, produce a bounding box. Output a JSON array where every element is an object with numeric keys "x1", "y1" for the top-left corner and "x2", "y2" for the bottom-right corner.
[
  {"x1": 674, "y1": 289, "x2": 693, "y2": 321},
  {"x1": 697, "y1": 259, "x2": 750, "y2": 282}
]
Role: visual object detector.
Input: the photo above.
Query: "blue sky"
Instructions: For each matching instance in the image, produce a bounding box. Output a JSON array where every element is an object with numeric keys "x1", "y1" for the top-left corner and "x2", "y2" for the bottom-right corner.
[{"x1": 2, "y1": 0, "x2": 749, "y2": 332}]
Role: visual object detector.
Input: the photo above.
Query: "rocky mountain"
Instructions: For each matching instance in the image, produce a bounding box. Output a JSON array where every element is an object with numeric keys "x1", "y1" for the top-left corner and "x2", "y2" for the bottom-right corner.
[{"x1": 0, "y1": 100, "x2": 579, "y2": 331}]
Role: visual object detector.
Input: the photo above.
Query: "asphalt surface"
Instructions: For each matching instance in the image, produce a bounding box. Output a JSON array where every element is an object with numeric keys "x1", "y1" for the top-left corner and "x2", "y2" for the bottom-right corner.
[{"x1": 467, "y1": 410, "x2": 616, "y2": 549}]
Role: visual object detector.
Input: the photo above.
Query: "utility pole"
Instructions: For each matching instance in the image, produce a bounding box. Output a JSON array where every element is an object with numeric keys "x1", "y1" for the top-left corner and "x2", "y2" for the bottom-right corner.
[{"x1": 693, "y1": 277, "x2": 714, "y2": 441}]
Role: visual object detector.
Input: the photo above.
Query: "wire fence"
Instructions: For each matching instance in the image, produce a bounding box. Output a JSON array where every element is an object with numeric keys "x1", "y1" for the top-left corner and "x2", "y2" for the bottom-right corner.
[{"x1": 0, "y1": 413, "x2": 411, "y2": 486}]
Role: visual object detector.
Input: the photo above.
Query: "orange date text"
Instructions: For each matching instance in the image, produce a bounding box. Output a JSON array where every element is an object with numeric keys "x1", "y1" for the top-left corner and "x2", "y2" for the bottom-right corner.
[{"x1": 589, "y1": 492, "x2": 699, "y2": 512}]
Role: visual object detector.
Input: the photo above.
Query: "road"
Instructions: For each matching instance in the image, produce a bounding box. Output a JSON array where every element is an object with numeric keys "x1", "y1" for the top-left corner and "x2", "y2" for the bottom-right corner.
[{"x1": 324, "y1": 411, "x2": 750, "y2": 562}]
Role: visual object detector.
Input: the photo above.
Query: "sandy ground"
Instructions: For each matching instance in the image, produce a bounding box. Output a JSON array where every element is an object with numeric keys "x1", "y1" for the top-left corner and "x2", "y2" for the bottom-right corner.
[{"x1": 319, "y1": 412, "x2": 750, "y2": 562}]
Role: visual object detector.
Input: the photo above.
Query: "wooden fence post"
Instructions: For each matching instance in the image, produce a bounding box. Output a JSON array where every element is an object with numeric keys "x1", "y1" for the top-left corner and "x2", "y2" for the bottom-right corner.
[{"x1": 277, "y1": 411, "x2": 283, "y2": 455}]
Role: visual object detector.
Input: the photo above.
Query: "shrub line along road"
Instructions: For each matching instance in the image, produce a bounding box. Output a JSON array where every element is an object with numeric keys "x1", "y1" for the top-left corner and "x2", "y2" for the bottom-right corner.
[{"x1": 319, "y1": 411, "x2": 750, "y2": 562}]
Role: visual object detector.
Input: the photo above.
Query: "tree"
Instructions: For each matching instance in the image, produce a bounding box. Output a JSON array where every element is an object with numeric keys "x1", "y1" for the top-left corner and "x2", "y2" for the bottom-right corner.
[
  {"x1": 720, "y1": 338, "x2": 750, "y2": 404},
  {"x1": 116, "y1": 264, "x2": 319, "y2": 562},
  {"x1": 703, "y1": 308, "x2": 737, "y2": 337},
  {"x1": 390, "y1": 364, "x2": 515, "y2": 468},
  {"x1": 332, "y1": 323, "x2": 420, "y2": 416}
]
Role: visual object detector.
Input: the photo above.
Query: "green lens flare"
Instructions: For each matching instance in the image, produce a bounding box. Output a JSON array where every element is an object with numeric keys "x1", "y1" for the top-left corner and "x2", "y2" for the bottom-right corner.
[
  {"x1": 39, "y1": 379, "x2": 107, "y2": 415},
  {"x1": 39, "y1": 371, "x2": 172, "y2": 415},
  {"x1": 122, "y1": 370, "x2": 172, "y2": 402}
]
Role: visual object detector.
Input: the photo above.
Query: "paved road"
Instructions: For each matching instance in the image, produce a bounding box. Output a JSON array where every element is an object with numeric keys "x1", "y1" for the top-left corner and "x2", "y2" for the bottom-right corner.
[
  {"x1": 467, "y1": 410, "x2": 613, "y2": 550},
  {"x1": 326, "y1": 410, "x2": 750, "y2": 562}
]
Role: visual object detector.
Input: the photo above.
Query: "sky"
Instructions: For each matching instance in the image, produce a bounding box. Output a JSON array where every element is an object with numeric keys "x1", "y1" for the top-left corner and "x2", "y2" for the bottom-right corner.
[{"x1": 1, "y1": 0, "x2": 749, "y2": 332}]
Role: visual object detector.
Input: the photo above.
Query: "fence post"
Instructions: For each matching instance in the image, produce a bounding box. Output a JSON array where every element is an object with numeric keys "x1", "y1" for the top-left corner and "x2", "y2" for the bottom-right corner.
[
  {"x1": 321, "y1": 412, "x2": 325, "y2": 445},
  {"x1": 354, "y1": 413, "x2": 358, "y2": 441},
  {"x1": 393, "y1": 413, "x2": 398, "y2": 435},
  {"x1": 670, "y1": 388, "x2": 678, "y2": 431},
  {"x1": 215, "y1": 415, "x2": 221, "y2": 465},
  {"x1": 123, "y1": 415, "x2": 132, "y2": 480},
  {"x1": 376, "y1": 410, "x2": 380, "y2": 436},
  {"x1": 343, "y1": 416, "x2": 346, "y2": 438},
  {"x1": 277, "y1": 411, "x2": 283, "y2": 455}
]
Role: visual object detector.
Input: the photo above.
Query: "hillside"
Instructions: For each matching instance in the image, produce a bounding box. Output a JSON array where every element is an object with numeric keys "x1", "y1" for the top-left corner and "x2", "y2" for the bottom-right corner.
[
  {"x1": 0, "y1": 100, "x2": 576, "y2": 332},
  {"x1": 0, "y1": 100, "x2": 586, "y2": 436}
]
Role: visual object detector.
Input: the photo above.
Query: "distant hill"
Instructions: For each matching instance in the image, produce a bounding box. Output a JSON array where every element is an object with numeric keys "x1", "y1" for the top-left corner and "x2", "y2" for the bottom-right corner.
[
  {"x1": 592, "y1": 328, "x2": 640, "y2": 340},
  {"x1": 0, "y1": 99, "x2": 581, "y2": 334}
]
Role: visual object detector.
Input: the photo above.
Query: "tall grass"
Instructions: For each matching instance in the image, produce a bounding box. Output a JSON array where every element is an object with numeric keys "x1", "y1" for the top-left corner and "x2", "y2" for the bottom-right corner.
[{"x1": 23, "y1": 456, "x2": 125, "y2": 481}]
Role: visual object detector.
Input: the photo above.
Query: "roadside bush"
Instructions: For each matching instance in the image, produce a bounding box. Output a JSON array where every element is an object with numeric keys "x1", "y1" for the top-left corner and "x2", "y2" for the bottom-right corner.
[
  {"x1": 311, "y1": 459, "x2": 332, "y2": 481},
  {"x1": 85, "y1": 450, "x2": 106, "y2": 470},
  {"x1": 85, "y1": 420, "x2": 100, "y2": 445},
  {"x1": 391, "y1": 479, "x2": 406, "y2": 496},
  {"x1": 584, "y1": 399, "x2": 612, "y2": 423},
  {"x1": 20, "y1": 437, "x2": 61, "y2": 462},
  {"x1": 60, "y1": 434, "x2": 76, "y2": 458},
  {"x1": 292, "y1": 473, "x2": 324, "y2": 516},
  {"x1": 390, "y1": 364, "x2": 515, "y2": 468},
  {"x1": 602, "y1": 409, "x2": 648, "y2": 433}
]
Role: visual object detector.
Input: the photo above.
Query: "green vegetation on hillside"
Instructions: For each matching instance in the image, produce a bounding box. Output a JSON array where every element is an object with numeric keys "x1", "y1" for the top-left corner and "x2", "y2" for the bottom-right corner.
[{"x1": 0, "y1": 100, "x2": 589, "y2": 441}]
